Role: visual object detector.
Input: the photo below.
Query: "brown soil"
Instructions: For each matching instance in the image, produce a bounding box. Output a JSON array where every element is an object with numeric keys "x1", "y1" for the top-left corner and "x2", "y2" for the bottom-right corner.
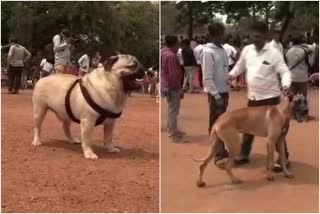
[
  {"x1": 1, "y1": 90, "x2": 159, "y2": 213},
  {"x1": 161, "y1": 89, "x2": 319, "y2": 213}
]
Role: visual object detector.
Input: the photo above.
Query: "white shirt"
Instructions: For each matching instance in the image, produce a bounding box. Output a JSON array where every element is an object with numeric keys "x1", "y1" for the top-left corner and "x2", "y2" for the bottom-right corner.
[
  {"x1": 78, "y1": 54, "x2": 90, "y2": 73},
  {"x1": 177, "y1": 48, "x2": 184, "y2": 66},
  {"x1": 53, "y1": 34, "x2": 71, "y2": 67},
  {"x1": 230, "y1": 43, "x2": 291, "y2": 101},
  {"x1": 193, "y1": 44, "x2": 204, "y2": 65},
  {"x1": 223, "y1": 43, "x2": 237, "y2": 65},
  {"x1": 269, "y1": 39, "x2": 284, "y2": 54},
  {"x1": 40, "y1": 58, "x2": 54, "y2": 73}
]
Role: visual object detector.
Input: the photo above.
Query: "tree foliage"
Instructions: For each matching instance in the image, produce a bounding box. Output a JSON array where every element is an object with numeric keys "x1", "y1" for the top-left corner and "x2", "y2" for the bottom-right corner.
[
  {"x1": 173, "y1": 1, "x2": 318, "y2": 38},
  {"x1": 1, "y1": 1, "x2": 159, "y2": 67}
]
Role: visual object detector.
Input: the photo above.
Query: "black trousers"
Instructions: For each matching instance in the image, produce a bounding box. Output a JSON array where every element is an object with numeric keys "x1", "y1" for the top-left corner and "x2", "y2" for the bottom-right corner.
[
  {"x1": 8, "y1": 66, "x2": 23, "y2": 91},
  {"x1": 240, "y1": 96, "x2": 289, "y2": 159},
  {"x1": 208, "y1": 93, "x2": 229, "y2": 134}
]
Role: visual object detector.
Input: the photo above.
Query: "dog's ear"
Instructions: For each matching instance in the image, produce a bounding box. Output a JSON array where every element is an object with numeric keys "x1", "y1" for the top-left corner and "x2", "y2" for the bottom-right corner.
[{"x1": 104, "y1": 56, "x2": 119, "y2": 71}]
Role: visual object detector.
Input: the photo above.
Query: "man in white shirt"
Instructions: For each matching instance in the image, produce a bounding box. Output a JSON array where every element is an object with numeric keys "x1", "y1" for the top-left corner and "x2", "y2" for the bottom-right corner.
[
  {"x1": 40, "y1": 58, "x2": 54, "y2": 78},
  {"x1": 78, "y1": 53, "x2": 90, "y2": 76},
  {"x1": 193, "y1": 38, "x2": 205, "y2": 88},
  {"x1": 53, "y1": 27, "x2": 72, "y2": 74},
  {"x1": 269, "y1": 29, "x2": 284, "y2": 55},
  {"x1": 228, "y1": 22, "x2": 292, "y2": 171},
  {"x1": 223, "y1": 37, "x2": 238, "y2": 71}
]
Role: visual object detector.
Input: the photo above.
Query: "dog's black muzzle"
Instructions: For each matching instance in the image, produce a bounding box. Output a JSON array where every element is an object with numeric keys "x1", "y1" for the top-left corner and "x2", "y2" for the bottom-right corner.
[{"x1": 122, "y1": 66, "x2": 145, "y2": 92}]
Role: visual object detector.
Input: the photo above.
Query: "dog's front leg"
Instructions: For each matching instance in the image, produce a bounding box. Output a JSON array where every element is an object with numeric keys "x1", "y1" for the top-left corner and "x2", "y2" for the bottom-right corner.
[
  {"x1": 266, "y1": 142, "x2": 275, "y2": 181},
  {"x1": 104, "y1": 120, "x2": 120, "y2": 153},
  {"x1": 81, "y1": 119, "x2": 98, "y2": 160}
]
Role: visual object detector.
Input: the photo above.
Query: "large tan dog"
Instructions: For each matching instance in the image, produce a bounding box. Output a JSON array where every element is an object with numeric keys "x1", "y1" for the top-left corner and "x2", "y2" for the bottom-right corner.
[
  {"x1": 194, "y1": 93, "x2": 307, "y2": 187},
  {"x1": 32, "y1": 55, "x2": 144, "y2": 160}
]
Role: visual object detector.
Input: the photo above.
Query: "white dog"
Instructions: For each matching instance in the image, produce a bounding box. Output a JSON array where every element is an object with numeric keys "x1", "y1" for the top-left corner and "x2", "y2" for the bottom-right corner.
[{"x1": 31, "y1": 55, "x2": 144, "y2": 160}]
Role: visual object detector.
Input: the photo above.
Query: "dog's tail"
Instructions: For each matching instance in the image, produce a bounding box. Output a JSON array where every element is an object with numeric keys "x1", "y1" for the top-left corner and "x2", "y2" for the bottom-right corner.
[{"x1": 191, "y1": 128, "x2": 219, "y2": 163}]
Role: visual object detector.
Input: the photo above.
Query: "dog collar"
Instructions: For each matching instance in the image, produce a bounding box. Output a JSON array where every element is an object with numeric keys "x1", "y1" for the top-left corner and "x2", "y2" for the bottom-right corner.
[{"x1": 65, "y1": 79, "x2": 122, "y2": 126}]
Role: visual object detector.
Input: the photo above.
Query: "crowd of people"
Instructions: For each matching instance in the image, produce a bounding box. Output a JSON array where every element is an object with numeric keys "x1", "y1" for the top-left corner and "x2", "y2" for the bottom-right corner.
[
  {"x1": 161, "y1": 21, "x2": 318, "y2": 171},
  {"x1": 2, "y1": 26, "x2": 159, "y2": 99}
]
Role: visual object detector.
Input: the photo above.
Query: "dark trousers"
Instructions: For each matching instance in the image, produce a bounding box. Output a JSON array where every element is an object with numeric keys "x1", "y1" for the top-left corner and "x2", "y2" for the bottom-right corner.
[
  {"x1": 8, "y1": 66, "x2": 23, "y2": 91},
  {"x1": 197, "y1": 64, "x2": 203, "y2": 88},
  {"x1": 240, "y1": 96, "x2": 289, "y2": 159},
  {"x1": 208, "y1": 93, "x2": 229, "y2": 134}
]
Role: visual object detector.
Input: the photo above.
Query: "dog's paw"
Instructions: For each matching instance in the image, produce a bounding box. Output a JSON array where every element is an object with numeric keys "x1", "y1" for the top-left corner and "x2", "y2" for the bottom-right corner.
[
  {"x1": 196, "y1": 179, "x2": 206, "y2": 187},
  {"x1": 84, "y1": 151, "x2": 98, "y2": 160},
  {"x1": 105, "y1": 145, "x2": 120, "y2": 153},
  {"x1": 31, "y1": 139, "x2": 42, "y2": 146}
]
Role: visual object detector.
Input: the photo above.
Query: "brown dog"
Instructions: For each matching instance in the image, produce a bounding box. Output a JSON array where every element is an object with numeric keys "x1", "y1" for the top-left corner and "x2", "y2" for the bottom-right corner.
[{"x1": 194, "y1": 93, "x2": 307, "y2": 187}]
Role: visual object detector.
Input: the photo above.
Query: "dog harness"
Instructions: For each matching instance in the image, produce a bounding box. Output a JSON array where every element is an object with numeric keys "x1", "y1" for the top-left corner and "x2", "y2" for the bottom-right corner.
[{"x1": 65, "y1": 79, "x2": 122, "y2": 126}]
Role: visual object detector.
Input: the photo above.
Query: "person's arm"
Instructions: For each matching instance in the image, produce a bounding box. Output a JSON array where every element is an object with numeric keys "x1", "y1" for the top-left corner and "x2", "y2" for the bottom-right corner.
[
  {"x1": 7, "y1": 45, "x2": 14, "y2": 65},
  {"x1": 229, "y1": 46, "x2": 247, "y2": 77},
  {"x1": 53, "y1": 35, "x2": 68, "y2": 52},
  {"x1": 24, "y1": 48, "x2": 32, "y2": 62},
  {"x1": 273, "y1": 51, "x2": 292, "y2": 88},
  {"x1": 78, "y1": 55, "x2": 84, "y2": 67},
  {"x1": 161, "y1": 56, "x2": 169, "y2": 92},
  {"x1": 40, "y1": 59, "x2": 45, "y2": 70},
  {"x1": 201, "y1": 51, "x2": 220, "y2": 98}
]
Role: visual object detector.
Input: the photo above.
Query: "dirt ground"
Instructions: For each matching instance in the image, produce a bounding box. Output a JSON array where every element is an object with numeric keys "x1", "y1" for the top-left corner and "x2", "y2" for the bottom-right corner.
[
  {"x1": 1, "y1": 90, "x2": 159, "y2": 213},
  {"x1": 161, "y1": 89, "x2": 319, "y2": 213}
]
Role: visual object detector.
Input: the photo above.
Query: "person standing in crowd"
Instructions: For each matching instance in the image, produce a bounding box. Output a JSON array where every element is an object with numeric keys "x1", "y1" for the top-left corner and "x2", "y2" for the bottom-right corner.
[
  {"x1": 269, "y1": 29, "x2": 284, "y2": 54},
  {"x1": 223, "y1": 36, "x2": 238, "y2": 71},
  {"x1": 7, "y1": 37, "x2": 32, "y2": 94},
  {"x1": 193, "y1": 37, "x2": 205, "y2": 88},
  {"x1": 39, "y1": 57, "x2": 54, "y2": 78},
  {"x1": 78, "y1": 53, "x2": 90, "y2": 77},
  {"x1": 225, "y1": 22, "x2": 292, "y2": 171},
  {"x1": 285, "y1": 35, "x2": 315, "y2": 122},
  {"x1": 53, "y1": 26, "x2": 72, "y2": 74},
  {"x1": 191, "y1": 37, "x2": 198, "y2": 50},
  {"x1": 182, "y1": 39, "x2": 197, "y2": 93},
  {"x1": 200, "y1": 22, "x2": 230, "y2": 165},
  {"x1": 161, "y1": 35, "x2": 187, "y2": 143}
]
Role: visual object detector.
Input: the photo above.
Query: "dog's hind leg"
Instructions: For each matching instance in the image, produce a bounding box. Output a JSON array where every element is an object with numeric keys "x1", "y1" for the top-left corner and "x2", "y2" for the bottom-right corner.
[
  {"x1": 220, "y1": 130, "x2": 242, "y2": 184},
  {"x1": 63, "y1": 121, "x2": 81, "y2": 144},
  {"x1": 31, "y1": 103, "x2": 48, "y2": 146},
  {"x1": 80, "y1": 119, "x2": 98, "y2": 160},
  {"x1": 196, "y1": 131, "x2": 220, "y2": 187}
]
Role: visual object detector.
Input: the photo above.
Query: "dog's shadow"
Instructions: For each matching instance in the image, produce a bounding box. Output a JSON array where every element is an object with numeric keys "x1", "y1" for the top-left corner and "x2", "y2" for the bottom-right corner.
[
  {"x1": 202, "y1": 153, "x2": 318, "y2": 192},
  {"x1": 43, "y1": 139, "x2": 158, "y2": 160}
]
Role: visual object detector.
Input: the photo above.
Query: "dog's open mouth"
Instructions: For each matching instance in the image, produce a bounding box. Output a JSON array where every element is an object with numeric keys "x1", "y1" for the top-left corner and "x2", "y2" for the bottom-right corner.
[{"x1": 122, "y1": 71, "x2": 144, "y2": 92}]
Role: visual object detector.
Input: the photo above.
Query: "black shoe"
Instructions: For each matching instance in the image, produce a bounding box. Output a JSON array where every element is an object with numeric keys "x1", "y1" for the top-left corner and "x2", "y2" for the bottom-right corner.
[{"x1": 234, "y1": 158, "x2": 250, "y2": 165}]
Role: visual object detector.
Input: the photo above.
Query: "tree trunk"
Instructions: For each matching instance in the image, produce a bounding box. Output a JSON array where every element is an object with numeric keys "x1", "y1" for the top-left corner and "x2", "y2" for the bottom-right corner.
[
  {"x1": 187, "y1": 3, "x2": 193, "y2": 39},
  {"x1": 252, "y1": 4, "x2": 256, "y2": 22},
  {"x1": 265, "y1": 7, "x2": 270, "y2": 29},
  {"x1": 280, "y1": 2, "x2": 294, "y2": 43}
]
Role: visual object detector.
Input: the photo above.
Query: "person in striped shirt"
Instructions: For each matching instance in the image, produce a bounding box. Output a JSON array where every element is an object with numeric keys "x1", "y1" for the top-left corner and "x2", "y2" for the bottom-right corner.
[
  {"x1": 161, "y1": 35, "x2": 187, "y2": 143},
  {"x1": 7, "y1": 37, "x2": 31, "y2": 94}
]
